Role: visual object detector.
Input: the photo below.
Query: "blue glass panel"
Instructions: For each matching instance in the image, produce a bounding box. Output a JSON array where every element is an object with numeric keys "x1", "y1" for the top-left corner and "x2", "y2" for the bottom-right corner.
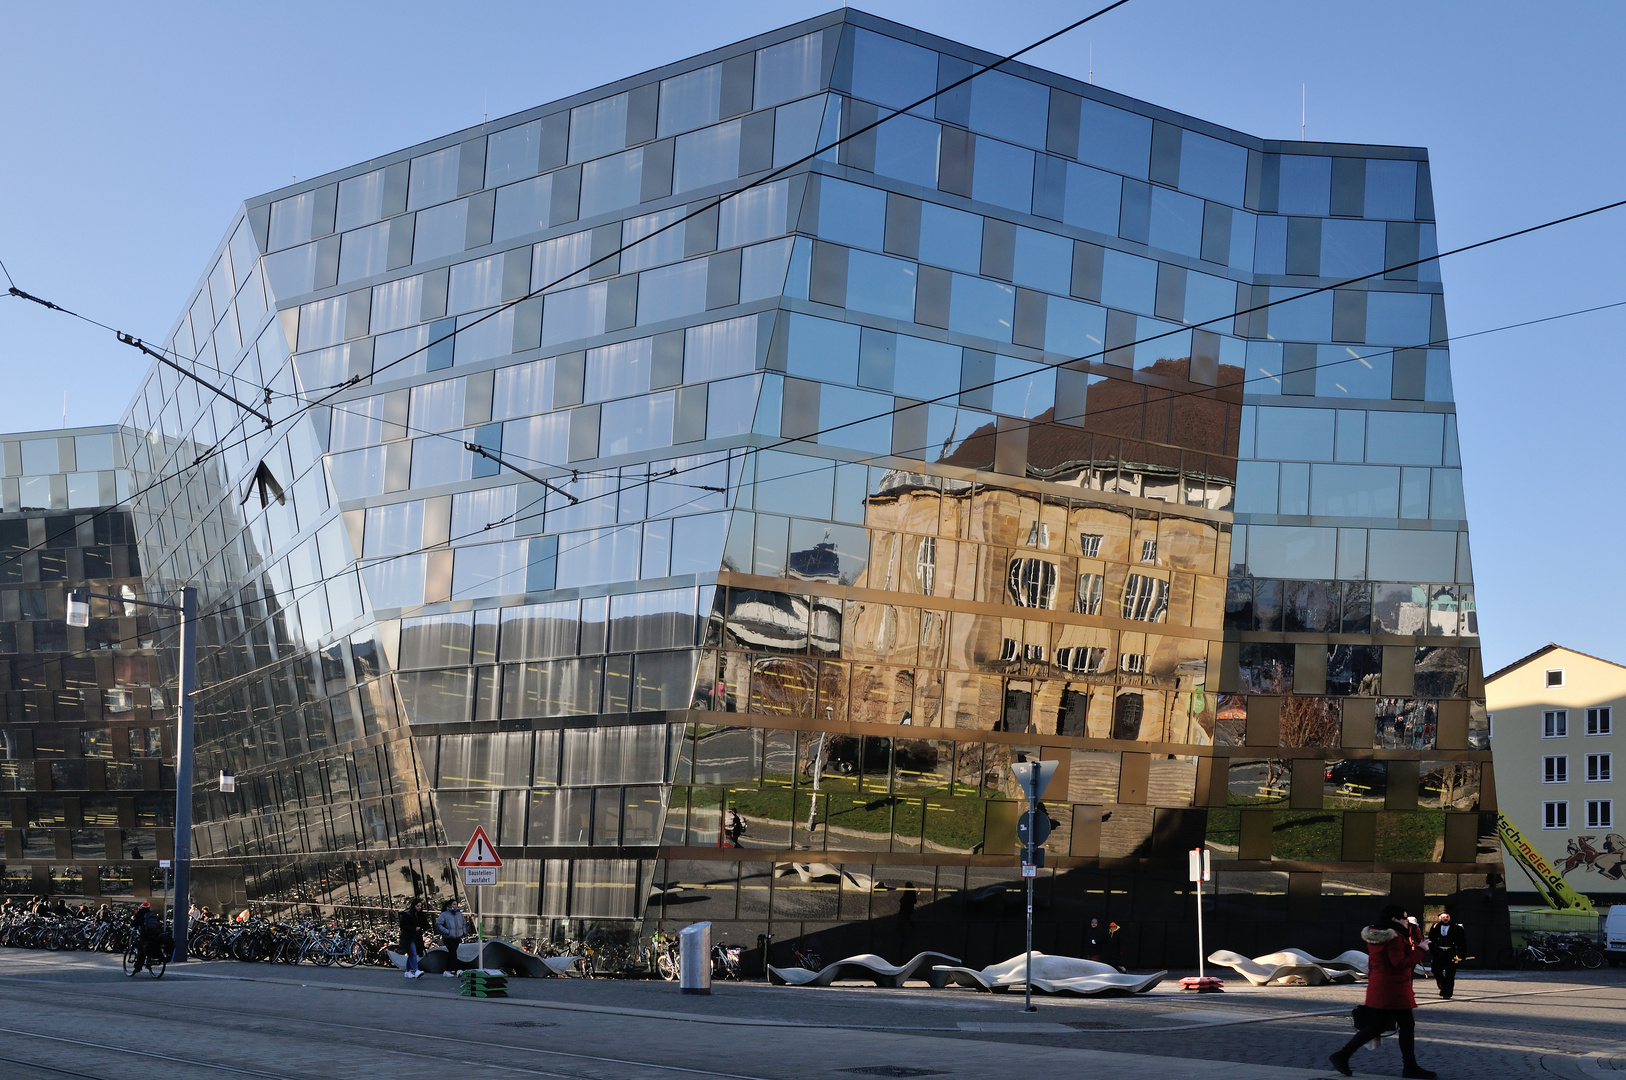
[
  {"x1": 1100, "y1": 249, "x2": 1157, "y2": 315},
  {"x1": 1233, "y1": 461, "x2": 1279, "y2": 514},
  {"x1": 894, "y1": 336, "x2": 961, "y2": 401},
  {"x1": 1013, "y1": 227, "x2": 1072, "y2": 295},
  {"x1": 1364, "y1": 159, "x2": 1417, "y2": 220},
  {"x1": 601, "y1": 392, "x2": 675, "y2": 456},
  {"x1": 1309, "y1": 464, "x2": 1400, "y2": 517},
  {"x1": 1254, "y1": 405, "x2": 1334, "y2": 461},
  {"x1": 846, "y1": 251, "x2": 918, "y2": 321},
  {"x1": 1184, "y1": 272, "x2": 1236, "y2": 330},
  {"x1": 636, "y1": 261, "x2": 708, "y2": 325},
  {"x1": 1062, "y1": 161, "x2": 1121, "y2": 235},
  {"x1": 1253, "y1": 216, "x2": 1287, "y2": 276},
  {"x1": 706, "y1": 374, "x2": 761, "y2": 439},
  {"x1": 1178, "y1": 131, "x2": 1248, "y2": 205},
  {"x1": 968, "y1": 70, "x2": 1048, "y2": 150},
  {"x1": 1149, "y1": 187, "x2": 1203, "y2": 258},
  {"x1": 874, "y1": 114, "x2": 940, "y2": 188},
  {"x1": 1364, "y1": 411, "x2": 1443, "y2": 465},
  {"x1": 917, "y1": 203, "x2": 982, "y2": 273},
  {"x1": 673, "y1": 122, "x2": 740, "y2": 194},
  {"x1": 785, "y1": 313, "x2": 860, "y2": 384},
  {"x1": 1315, "y1": 345, "x2": 1390, "y2": 399},
  {"x1": 1230, "y1": 211, "x2": 1257, "y2": 271},
  {"x1": 1424, "y1": 350, "x2": 1453, "y2": 402},
  {"x1": 773, "y1": 96, "x2": 826, "y2": 169},
  {"x1": 755, "y1": 450, "x2": 833, "y2": 517},
  {"x1": 541, "y1": 282, "x2": 608, "y2": 346},
  {"x1": 1134, "y1": 318, "x2": 1191, "y2": 373},
  {"x1": 1077, "y1": 98, "x2": 1151, "y2": 179},
  {"x1": 818, "y1": 385, "x2": 892, "y2": 453},
  {"x1": 991, "y1": 355, "x2": 1055, "y2": 419},
  {"x1": 948, "y1": 275, "x2": 1014, "y2": 342},
  {"x1": 569, "y1": 94, "x2": 628, "y2": 163},
  {"x1": 1267, "y1": 287, "x2": 1333, "y2": 342},
  {"x1": 659, "y1": 64, "x2": 722, "y2": 138},
  {"x1": 755, "y1": 32, "x2": 823, "y2": 110},
  {"x1": 1365, "y1": 292, "x2": 1432, "y2": 347},
  {"x1": 1277, "y1": 155, "x2": 1331, "y2": 216},
  {"x1": 818, "y1": 177, "x2": 887, "y2": 252},
  {"x1": 1429, "y1": 469, "x2": 1465, "y2": 519},
  {"x1": 851, "y1": 29, "x2": 938, "y2": 112},
  {"x1": 362, "y1": 553, "x2": 425, "y2": 609},
  {"x1": 1320, "y1": 219, "x2": 1386, "y2": 278},
  {"x1": 685, "y1": 316, "x2": 759, "y2": 382},
  {"x1": 585, "y1": 338, "x2": 652, "y2": 403},
  {"x1": 1044, "y1": 297, "x2": 1106, "y2": 358},
  {"x1": 1246, "y1": 525, "x2": 1337, "y2": 579},
  {"x1": 493, "y1": 175, "x2": 554, "y2": 243},
  {"x1": 972, "y1": 138, "x2": 1033, "y2": 213}
]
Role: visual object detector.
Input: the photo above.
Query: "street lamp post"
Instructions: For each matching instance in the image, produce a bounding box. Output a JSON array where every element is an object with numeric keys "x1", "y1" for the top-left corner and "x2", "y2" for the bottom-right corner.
[{"x1": 69, "y1": 585, "x2": 198, "y2": 962}]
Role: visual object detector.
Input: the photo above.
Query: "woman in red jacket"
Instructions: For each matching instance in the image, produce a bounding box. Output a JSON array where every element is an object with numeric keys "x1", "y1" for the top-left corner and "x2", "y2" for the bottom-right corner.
[{"x1": 1329, "y1": 905, "x2": 1436, "y2": 1079}]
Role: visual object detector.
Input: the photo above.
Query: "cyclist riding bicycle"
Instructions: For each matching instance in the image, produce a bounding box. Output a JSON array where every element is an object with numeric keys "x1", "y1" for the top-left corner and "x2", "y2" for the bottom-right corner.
[{"x1": 129, "y1": 901, "x2": 167, "y2": 973}]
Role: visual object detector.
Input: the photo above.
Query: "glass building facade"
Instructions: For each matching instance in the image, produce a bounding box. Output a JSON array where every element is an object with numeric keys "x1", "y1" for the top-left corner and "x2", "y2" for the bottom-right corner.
[
  {"x1": 0, "y1": 426, "x2": 174, "y2": 901},
  {"x1": 85, "y1": 11, "x2": 1500, "y2": 964}
]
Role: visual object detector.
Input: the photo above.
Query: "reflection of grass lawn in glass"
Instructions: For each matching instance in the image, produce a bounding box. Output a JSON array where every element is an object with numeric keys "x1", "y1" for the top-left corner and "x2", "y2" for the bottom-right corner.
[
  {"x1": 729, "y1": 774, "x2": 990, "y2": 850},
  {"x1": 1205, "y1": 804, "x2": 1445, "y2": 862}
]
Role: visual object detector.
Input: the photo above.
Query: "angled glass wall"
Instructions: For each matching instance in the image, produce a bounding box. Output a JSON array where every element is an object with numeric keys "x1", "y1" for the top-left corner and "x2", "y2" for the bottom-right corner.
[{"x1": 104, "y1": 10, "x2": 1498, "y2": 964}]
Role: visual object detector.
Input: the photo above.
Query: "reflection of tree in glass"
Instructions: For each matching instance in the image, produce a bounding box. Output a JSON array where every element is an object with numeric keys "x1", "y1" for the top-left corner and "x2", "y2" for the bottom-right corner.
[
  {"x1": 1419, "y1": 761, "x2": 1479, "y2": 809},
  {"x1": 1280, "y1": 695, "x2": 1343, "y2": 748}
]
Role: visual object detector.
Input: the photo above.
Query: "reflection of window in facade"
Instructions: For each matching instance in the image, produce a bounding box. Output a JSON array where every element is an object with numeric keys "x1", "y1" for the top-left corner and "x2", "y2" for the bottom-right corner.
[
  {"x1": 1121, "y1": 654, "x2": 1146, "y2": 675},
  {"x1": 1007, "y1": 558, "x2": 1057, "y2": 609},
  {"x1": 1079, "y1": 534, "x2": 1103, "y2": 557},
  {"x1": 1122, "y1": 575, "x2": 1169, "y2": 622},
  {"x1": 1056, "y1": 646, "x2": 1106, "y2": 673},
  {"x1": 1140, "y1": 540, "x2": 1157, "y2": 562},
  {"x1": 1076, "y1": 573, "x2": 1104, "y2": 615},
  {"x1": 915, "y1": 536, "x2": 936, "y2": 596}
]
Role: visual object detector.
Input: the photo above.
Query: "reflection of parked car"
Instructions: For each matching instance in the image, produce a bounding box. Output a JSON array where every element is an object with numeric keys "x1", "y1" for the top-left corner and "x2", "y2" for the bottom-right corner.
[{"x1": 1325, "y1": 760, "x2": 1387, "y2": 795}]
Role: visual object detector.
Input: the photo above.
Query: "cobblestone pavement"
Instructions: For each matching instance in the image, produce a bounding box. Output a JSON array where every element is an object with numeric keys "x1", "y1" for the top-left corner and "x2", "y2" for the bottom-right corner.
[{"x1": 0, "y1": 950, "x2": 1622, "y2": 1080}]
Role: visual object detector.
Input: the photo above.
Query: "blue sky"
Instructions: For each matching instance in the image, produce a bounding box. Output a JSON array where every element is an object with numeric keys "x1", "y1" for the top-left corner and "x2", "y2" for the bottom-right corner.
[{"x1": 1, "y1": 1, "x2": 1621, "y2": 670}]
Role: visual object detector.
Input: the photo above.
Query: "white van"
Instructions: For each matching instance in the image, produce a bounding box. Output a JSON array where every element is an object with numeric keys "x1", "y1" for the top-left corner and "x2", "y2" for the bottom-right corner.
[{"x1": 1606, "y1": 906, "x2": 1626, "y2": 963}]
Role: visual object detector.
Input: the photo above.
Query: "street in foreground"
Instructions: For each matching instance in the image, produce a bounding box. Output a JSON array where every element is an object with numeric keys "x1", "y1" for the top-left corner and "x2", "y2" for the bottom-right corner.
[{"x1": 2, "y1": 952, "x2": 1625, "y2": 1080}]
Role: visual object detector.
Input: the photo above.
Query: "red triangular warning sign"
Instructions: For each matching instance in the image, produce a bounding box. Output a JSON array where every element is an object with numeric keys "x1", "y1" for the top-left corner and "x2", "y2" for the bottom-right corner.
[{"x1": 456, "y1": 826, "x2": 503, "y2": 868}]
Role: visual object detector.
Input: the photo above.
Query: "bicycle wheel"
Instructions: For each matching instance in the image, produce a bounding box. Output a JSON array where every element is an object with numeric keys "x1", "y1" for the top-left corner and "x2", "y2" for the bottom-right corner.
[
  {"x1": 122, "y1": 944, "x2": 138, "y2": 977},
  {"x1": 1581, "y1": 948, "x2": 1605, "y2": 970},
  {"x1": 338, "y1": 941, "x2": 363, "y2": 968},
  {"x1": 657, "y1": 952, "x2": 678, "y2": 981},
  {"x1": 148, "y1": 950, "x2": 167, "y2": 979}
]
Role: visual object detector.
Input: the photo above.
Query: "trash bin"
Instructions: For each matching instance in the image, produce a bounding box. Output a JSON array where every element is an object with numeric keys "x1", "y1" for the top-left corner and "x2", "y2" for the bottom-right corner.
[{"x1": 679, "y1": 921, "x2": 711, "y2": 995}]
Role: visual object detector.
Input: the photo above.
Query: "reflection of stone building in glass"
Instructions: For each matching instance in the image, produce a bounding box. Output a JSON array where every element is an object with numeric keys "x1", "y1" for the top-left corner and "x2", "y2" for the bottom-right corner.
[
  {"x1": 93, "y1": 10, "x2": 1497, "y2": 962},
  {"x1": 0, "y1": 426, "x2": 173, "y2": 902}
]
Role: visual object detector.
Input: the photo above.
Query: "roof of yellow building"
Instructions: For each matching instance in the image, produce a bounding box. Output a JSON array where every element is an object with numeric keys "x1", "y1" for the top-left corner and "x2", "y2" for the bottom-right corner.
[{"x1": 1486, "y1": 642, "x2": 1626, "y2": 684}]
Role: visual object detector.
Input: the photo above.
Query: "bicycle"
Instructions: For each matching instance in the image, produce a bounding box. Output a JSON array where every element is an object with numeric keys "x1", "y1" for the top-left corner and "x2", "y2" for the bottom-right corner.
[{"x1": 123, "y1": 939, "x2": 167, "y2": 979}]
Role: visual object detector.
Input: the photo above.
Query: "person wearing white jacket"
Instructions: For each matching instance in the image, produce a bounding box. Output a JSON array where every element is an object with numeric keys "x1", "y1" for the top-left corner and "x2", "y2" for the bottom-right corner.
[{"x1": 435, "y1": 901, "x2": 469, "y2": 977}]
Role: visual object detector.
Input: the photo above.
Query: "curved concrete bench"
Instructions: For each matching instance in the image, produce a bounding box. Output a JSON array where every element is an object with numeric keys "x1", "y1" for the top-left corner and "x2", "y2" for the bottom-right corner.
[
  {"x1": 390, "y1": 939, "x2": 552, "y2": 977},
  {"x1": 768, "y1": 951, "x2": 960, "y2": 987},
  {"x1": 932, "y1": 952, "x2": 1165, "y2": 996},
  {"x1": 1207, "y1": 948, "x2": 1365, "y2": 986}
]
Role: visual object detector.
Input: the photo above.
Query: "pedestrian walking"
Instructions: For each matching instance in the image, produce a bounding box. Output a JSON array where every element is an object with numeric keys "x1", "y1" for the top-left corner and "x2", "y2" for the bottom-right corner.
[
  {"x1": 725, "y1": 808, "x2": 747, "y2": 847},
  {"x1": 435, "y1": 901, "x2": 469, "y2": 978},
  {"x1": 1329, "y1": 904, "x2": 1436, "y2": 1079},
  {"x1": 1085, "y1": 917, "x2": 1107, "y2": 962},
  {"x1": 1427, "y1": 911, "x2": 1467, "y2": 999},
  {"x1": 398, "y1": 898, "x2": 430, "y2": 980}
]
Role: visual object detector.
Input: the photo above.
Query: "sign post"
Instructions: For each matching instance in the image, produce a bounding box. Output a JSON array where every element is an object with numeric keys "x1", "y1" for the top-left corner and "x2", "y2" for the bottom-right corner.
[
  {"x1": 457, "y1": 826, "x2": 503, "y2": 970},
  {"x1": 1179, "y1": 847, "x2": 1222, "y2": 992},
  {"x1": 1009, "y1": 758, "x2": 1057, "y2": 1013}
]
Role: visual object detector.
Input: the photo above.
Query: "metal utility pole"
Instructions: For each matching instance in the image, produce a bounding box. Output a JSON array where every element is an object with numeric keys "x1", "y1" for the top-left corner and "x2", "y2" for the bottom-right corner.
[
  {"x1": 69, "y1": 585, "x2": 198, "y2": 961},
  {"x1": 1010, "y1": 758, "x2": 1056, "y2": 1013}
]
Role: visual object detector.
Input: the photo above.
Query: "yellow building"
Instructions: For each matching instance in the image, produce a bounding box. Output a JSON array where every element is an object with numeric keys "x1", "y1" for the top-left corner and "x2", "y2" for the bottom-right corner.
[{"x1": 1487, "y1": 644, "x2": 1626, "y2": 898}]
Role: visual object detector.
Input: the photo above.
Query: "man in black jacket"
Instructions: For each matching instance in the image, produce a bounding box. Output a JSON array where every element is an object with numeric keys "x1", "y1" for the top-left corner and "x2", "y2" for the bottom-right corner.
[
  {"x1": 1426, "y1": 912, "x2": 1467, "y2": 999},
  {"x1": 129, "y1": 901, "x2": 166, "y2": 973}
]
